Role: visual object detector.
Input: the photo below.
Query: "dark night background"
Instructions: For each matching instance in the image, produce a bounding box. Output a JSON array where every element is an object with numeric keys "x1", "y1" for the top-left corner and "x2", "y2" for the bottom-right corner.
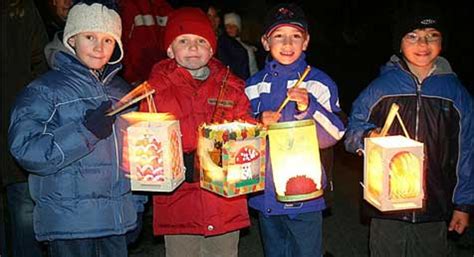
[
  {"x1": 167, "y1": 0, "x2": 473, "y2": 114},
  {"x1": 33, "y1": 0, "x2": 474, "y2": 113}
]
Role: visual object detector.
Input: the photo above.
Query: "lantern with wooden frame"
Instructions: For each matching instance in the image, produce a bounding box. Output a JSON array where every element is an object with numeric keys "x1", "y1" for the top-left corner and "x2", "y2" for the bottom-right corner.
[
  {"x1": 115, "y1": 82, "x2": 185, "y2": 192},
  {"x1": 198, "y1": 122, "x2": 266, "y2": 197},
  {"x1": 363, "y1": 103, "x2": 424, "y2": 212}
]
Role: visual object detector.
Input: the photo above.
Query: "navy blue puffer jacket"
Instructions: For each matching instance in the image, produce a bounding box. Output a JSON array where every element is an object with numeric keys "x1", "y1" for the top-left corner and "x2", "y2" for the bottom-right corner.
[{"x1": 8, "y1": 47, "x2": 143, "y2": 241}]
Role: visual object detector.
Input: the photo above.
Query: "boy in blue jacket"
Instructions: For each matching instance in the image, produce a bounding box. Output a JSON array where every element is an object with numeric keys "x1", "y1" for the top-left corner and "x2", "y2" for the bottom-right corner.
[
  {"x1": 8, "y1": 2, "x2": 145, "y2": 257},
  {"x1": 245, "y1": 3, "x2": 345, "y2": 256},
  {"x1": 344, "y1": 4, "x2": 473, "y2": 257}
]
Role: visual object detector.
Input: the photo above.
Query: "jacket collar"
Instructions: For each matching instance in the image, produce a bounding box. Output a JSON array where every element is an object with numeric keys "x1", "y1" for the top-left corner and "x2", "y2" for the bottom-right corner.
[{"x1": 264, "y1": 52, "x2": 308, "y2": 77}]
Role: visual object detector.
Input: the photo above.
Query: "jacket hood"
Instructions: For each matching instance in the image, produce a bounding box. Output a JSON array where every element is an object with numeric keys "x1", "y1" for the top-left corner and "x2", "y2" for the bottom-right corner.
[
  {"x1": 382, "y1": 54, "x2": 454, "y2": 77},
  {"x1": 44, "y1": 31, "x2": 76, "y2": 69}
]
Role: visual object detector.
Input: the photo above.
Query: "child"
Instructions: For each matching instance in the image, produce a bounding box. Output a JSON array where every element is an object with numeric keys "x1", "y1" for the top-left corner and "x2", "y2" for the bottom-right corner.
[
  {"x1": 245, "y1": 3, "x2": 345, "y2": 256},
  {"x1": 8, "y1": 2, "x2": 144, "y2": 256},
  {"x1": 143, "y1": 7, "x2": 253, "y2": 257},
  {"x1": 344, "y1": 4, "x2": 473, "y2": 257}
]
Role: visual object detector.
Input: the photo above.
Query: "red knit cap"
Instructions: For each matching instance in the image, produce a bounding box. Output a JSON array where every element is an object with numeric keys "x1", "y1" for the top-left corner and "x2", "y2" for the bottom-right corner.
[{"x1": 163, "y1": 7, "x2": 217, "y2": 53}]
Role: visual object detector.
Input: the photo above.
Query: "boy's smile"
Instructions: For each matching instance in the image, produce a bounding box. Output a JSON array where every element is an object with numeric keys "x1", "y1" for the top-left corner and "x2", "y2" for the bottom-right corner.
[{"x1": 262, "y1": 26, "x2": 309, "y2": 65}]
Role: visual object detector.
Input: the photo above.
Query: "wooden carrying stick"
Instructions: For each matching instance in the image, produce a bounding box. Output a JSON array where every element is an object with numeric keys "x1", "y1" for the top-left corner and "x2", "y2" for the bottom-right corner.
[
  {"x1": 380, "y1": 103, "x2": 410, "y2": 138},
  {"x1": 276, "y1": 65, "x2": 311, "y2": 113},
  {"x1": 106, "y1": 81, "x2": 155, "y2": 116}
]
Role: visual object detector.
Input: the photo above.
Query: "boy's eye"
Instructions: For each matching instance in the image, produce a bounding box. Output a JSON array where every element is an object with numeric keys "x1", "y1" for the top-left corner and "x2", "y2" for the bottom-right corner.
[
  {"x1": 104, "y1": 38, "x2": 115, "y2": 44},
  {"x1": 292, "y1": 34, "x2": 302, "y2": 39},
  {"x1": 85, "y1": 35, "x2": 94, "y2": 40},
  {"x1": 425, "y1": 32, "x2": 441, "y2": 41},
  {"x1": 405, "y1": 32, "x2": 418, "y2": 41},
  {"x1": 198, "y1": 39, "x2": 207, "y2": 45},
  {"x1": 178, "y1": 39, "x2": 188, "y2": 44}
]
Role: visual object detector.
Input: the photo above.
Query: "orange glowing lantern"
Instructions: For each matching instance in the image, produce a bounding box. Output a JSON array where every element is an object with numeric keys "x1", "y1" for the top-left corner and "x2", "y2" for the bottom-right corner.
[
  {"x1": 198, "y1": 122, "x2": 266, "y2": 197},
  {"x1": 364, "y1": 135, "x2": 424, "y2": 211},
  {"x1": 267, "y1": 119, "x2": 323, "y2": 202},
  {"x1": 118, "y1": 112, "x2": 185, "y2": 192}
]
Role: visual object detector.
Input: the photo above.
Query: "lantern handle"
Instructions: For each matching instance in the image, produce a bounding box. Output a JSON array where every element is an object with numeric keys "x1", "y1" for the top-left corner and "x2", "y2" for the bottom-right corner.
[
  {"x1": 379, "y1": 103, "x2": 410, "y2": 139},
  {"x1": 276, "y1": 65, "x2": 311, "y2": 114},
  {"x1": 106, "y1": 89, "x2": 155, "y2": 116}
]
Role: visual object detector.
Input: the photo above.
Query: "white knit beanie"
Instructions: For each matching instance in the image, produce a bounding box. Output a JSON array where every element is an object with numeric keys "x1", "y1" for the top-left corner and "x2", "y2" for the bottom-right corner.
[
  {"x1": 63, "y1": 3, "x2": 123, "y2": 64},
  {"x1": 224, "y1": 12, "x2": 242, "y2": 32}
]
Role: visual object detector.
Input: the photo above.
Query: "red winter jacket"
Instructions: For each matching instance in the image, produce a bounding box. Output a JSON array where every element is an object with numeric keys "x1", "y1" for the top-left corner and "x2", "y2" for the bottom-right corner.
[
  {"x1": 119, "y1": 0, "x2": 173, "y2": 85},
  {"x1": 144, "y1": 58, "x2": 253, "y2": 236}
]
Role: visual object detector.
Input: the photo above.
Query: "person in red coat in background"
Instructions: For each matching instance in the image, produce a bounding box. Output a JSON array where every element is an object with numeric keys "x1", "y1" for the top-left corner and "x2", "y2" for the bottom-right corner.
[
  {"x1": 119, "y1": 0, "x2": 173, "y2": 86},
  {"x1": 141, "y1": 7, "x2": 253, "y2": 257}
]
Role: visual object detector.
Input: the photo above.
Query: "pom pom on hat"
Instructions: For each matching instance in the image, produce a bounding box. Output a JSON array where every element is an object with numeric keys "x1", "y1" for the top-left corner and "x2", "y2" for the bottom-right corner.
[
  {"x1": 163, "y1": 7, "x2": 217, "y2": 54},
  {"x1": 224, "y1": 12, "x2": 242, "y2": 32},
  {"x1": 263, "y1": 3, "x2": 308, "y2": 36},
  {"x1": 392, "y1": 3, "x2": 446, "y2": 51},
  {"x1": 63, "y1": 2, "x2": 123, "y2": 64}
]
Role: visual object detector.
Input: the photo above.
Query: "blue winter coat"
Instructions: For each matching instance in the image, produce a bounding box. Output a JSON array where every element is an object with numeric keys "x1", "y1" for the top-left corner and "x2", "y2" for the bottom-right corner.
[
  {"x1": 8, "y1": 47, "x2": 143, "y2": 241},
  {"x1": 245, "y1": 54, "x2": 345, "y2": 216},
  {"x1": 345, "y1": 55, "x2": 474, "y2": 222}
]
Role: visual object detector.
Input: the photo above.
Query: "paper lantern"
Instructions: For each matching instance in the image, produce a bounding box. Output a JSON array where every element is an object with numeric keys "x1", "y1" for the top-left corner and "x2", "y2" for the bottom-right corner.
[
  {"x1": 363, "y1": 135, "x2": 424, "y2": 211},
  {"x1": 118, "y1": 112, "x2": 185, "y2": 192},
  {"x1": 198, "y1": 122, "x2": 266, "y2": 197},
  {"x1": 267, "y1": 119, "x2": 323, "y2": 202}
]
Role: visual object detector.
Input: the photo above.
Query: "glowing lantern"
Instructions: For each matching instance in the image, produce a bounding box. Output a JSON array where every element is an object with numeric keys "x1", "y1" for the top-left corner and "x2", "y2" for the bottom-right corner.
[
  {"x1": 267, "y1": 120, "x2": 323, "y2": 202},
  {"x1": 363, "y1": 135, "x2": 424, "y2": 211},
  {"x1": 198, "y1": 122, "x2": 266, "y2": 197},
  {"x1": 118, "y1": 112, "x2": 185, "y2": 192}
]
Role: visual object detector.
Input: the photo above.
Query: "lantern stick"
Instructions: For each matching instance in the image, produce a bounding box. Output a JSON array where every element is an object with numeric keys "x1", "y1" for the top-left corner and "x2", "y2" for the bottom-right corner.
[
  {"x1": 380, "y1": 103, "x2": 410, "y2": 139},
  {"x1": 395, "y1": 112, "x2": 410, "y2": 139},
  {"x1": 379, "y1": 103, "x2": 399, "y2": 137},
  {"x1": 276, "y1": 65, "x2": 311, "y2": 114},
  {"x1": 106, "y1": 88, "x2": 155, "y2": 116}
]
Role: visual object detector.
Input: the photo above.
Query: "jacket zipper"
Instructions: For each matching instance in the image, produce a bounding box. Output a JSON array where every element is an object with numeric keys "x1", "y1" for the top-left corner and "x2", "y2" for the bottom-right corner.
[{"x1": 412, "y1": 78, "x2": 422, "y2": 223}]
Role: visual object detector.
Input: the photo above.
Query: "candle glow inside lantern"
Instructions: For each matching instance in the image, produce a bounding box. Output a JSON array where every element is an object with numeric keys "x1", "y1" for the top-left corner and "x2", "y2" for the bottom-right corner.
[
  {"x1": 198, "y1": 122, "x2": 266, "y2": 197},
  {"x1": 267, "y1": 119, "x2": 323, "y2": 202},
  {"x1": 118, "y1": 112, "x2": 185, "y2": 192},
  {"x1": 364, "y1": 135, "x2": 424, "y2": 211}
]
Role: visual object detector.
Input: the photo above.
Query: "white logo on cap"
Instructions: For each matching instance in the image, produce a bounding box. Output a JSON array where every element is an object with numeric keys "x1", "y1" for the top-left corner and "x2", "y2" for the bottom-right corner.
[{"x1": 420, "y1": 19, "x2": 436, "y2": 25}]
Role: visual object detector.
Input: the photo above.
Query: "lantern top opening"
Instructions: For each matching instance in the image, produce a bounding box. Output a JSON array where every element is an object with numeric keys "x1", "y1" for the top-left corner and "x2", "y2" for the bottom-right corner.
[
  {"x1": 121, "y1": 112, "x2": 175, "y2": 122},
  {"x1": 369, "y1": 135, "x2": 422, "y2": 148},
  {"x1": 204, "y1": 122, "x2": 256, "y2": 130}
]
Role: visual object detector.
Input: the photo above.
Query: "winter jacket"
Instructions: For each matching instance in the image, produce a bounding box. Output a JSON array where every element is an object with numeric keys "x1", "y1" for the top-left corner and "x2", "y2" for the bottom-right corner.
[
  {"x1": 245, "y1": 53, "x2": 345, "y2": 216},
  {"x1": 345, "y1": 55, "x2": 474, "y2": 222},
  {"x1": 119, "y1": 0, "x2": 173, "y2": 85},
  {"x1": 146, "y1": 58, "x2": 253, "y2": 236},
  {"x1": 1, "y1": 0, "x2": 48, "y2": 187},
  {"x1": 217, "y1": 34, "x2": 250, "y2": 80},
  {"x1": 8, "y1": 44, "x2": 144, "y2": 241}
]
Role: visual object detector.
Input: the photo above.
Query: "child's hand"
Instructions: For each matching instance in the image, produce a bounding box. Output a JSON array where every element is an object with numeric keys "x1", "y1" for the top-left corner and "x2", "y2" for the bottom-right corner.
[
  {"x1": 261, "y1": 111, "x2": 281, "y2": 126},
  {"x1": 288, "y1": 88, "x2": 309, "y2": 111},
  {"x1": 448, "y1": 210, "x2": 469, "y2": 234}
]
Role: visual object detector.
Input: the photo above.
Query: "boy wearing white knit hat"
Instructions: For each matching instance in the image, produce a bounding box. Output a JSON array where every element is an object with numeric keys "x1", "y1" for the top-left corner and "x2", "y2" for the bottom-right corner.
[{"x1": 8, "y1": 2, "x2": 145, "y2": 256}]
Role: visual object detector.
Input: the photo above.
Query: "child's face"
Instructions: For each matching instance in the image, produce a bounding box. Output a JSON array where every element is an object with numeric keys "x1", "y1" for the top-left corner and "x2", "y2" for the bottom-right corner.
[
  {"x1": 68, "y1": 32, "x2": 116, "y2": 70},
  {"x1": 167, "y1": 34, "x2": 213, "y2": 70},
  {"x1": 225, "y1": 24, "x2": 239, "y2": 38},
  {"x1": 261, "y1": 26, "x2": 309, "y2": 65},
  {"x1": 401, "y1": 28, "x2": 442, "y2": 70}
]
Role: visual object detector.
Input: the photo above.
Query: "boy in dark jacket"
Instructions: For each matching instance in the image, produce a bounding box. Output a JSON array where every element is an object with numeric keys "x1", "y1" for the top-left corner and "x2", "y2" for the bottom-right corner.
[
  {"x1": 245, "y1": 3, "x2": 345, "y2": 257},
  {"x1": 344, "y1": 4, "x2": 473, "y2": 257},
  {"x1": 8, "y1": 2, "x2": 144, "y2": 256}
]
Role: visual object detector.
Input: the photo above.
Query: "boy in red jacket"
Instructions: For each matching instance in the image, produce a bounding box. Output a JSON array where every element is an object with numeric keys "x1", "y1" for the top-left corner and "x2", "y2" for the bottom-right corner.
[{"x1": 142, "y1": 7, "x2": 253, "y2": 257}]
